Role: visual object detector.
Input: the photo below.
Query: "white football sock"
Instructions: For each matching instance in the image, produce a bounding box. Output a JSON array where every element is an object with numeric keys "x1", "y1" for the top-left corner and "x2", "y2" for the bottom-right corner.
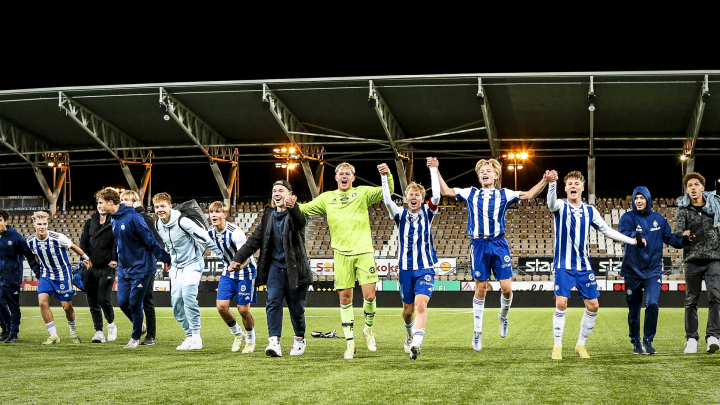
[
  {"x1": 500, "y1": 293, "x2": 513, "y2": 319},
  {"x1": 404, "y1": 321, "x2": 414, "y2": 337},
  {"x1": 577, "y1": 309, "x2": 597, "y2": 346},
  {"x1": 553, "y1": 309, "x2": 566, "y2": 347},
  {"x1": 412, "y1": 329, "x2": 425, "y2": 346},
  {"x1": 246, "y1": 328, "x2": 255, "y2": 343},
  {"x1": 68, "y1": 320, "x2": 77, "y2": 333},
  {"x1": 46, "y1": 321, "x2": 58, "y2": 338},
  {"x1": 473, "y1": 298, "x2": 485, "y2": 333}
]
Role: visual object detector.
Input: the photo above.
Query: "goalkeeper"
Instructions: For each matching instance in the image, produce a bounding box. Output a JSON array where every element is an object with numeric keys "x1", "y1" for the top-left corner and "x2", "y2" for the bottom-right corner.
[{"x1": 299, "y1": 162, "x2": 393, "y2": 359}]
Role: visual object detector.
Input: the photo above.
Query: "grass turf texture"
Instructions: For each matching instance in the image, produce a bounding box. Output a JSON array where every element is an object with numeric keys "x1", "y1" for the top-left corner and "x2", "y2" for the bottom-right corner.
[{"x1": 1, "y1": 306, "x2": 718, "y2": 404}]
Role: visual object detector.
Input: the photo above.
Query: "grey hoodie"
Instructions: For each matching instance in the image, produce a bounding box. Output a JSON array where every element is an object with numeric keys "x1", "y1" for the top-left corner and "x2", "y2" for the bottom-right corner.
[{"x1": 156, "y1": 209, "x2": 223, "y2": 269}]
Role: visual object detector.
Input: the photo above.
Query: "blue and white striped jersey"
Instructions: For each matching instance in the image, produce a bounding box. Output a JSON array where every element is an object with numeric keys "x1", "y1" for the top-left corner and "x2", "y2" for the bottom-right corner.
[
  {"x1": 26, "y1": 231, "x2": 73, "y2": 281},
  {"x1": 547, "y1": 182, "x2": 635, "y2": 271},
  {"x1": 454, "y1": 187, "x2": 520, "y2": 238},
  {"x1": 209, "y1": 222, "x2": 256, "y2": 279},
  {"x1": 393, "y1": 204, "x2": 439, "y2": 271}
]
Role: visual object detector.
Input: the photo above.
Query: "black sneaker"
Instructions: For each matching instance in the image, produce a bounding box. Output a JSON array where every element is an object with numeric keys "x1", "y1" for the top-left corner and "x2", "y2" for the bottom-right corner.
[
  {"x1": 644, "y1": 339, "x2": 657, "y2": 355},
  {"x1": 140, "y1": 337, "x2": 156, "y2": 346},
  {"x1": 4, "y1": 336, "x2": 17, "y2": 344},
  {"x1": 0, "y1": 331, "x2": 9, "y2": 341},
  {"x1": 632, "y1": 340, "x2": 644, "y2": 355}
]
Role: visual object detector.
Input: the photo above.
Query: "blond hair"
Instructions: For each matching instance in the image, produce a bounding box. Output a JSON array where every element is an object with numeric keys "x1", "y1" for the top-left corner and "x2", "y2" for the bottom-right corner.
[
  {"x1": 564, "y1": 171, "x2": 586, "y2": 184},
  {"x1": 31, "y1": 211, "x2": 50, "y2": 222},
  {"x1": 120, "y1": 190, "x2": 141, "y2": 203},
  {"x1": 152, "y1": 192, "x2": 172, "y2": 204},
  {"x1": 405, "y1": 182, "x2": 426, "y2": 199},
  {"x1": 475, "y1": 159, "x2": 501, "y2": 183},
  {"x1": 208, "y1": 201, "x2": 228, "y2": 213},
  {"x1": 335, "y1": 162, "x2": 355, "y2": 175}
]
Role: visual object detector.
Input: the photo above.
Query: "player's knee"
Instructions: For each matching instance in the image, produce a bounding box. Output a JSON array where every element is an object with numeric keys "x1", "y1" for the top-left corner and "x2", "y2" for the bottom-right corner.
[
  {"x1": 237, "y1": 305, "x2": 251, "y2": 316},
  {"x1": 586, "y1": 302, "x2": 599, "y2": 312},
  {"x1": 415, "y1": 301, "x2": 428, "y2": 314},
  {"x1": 363, "y1": 292, "x2": 376, "y2": 302},
  {"x1": 646, "y1": 302, "x2": 658, "y2": 312},
  {"x1": 216, "y1": 302, "x2": 229, "y2": 313}
]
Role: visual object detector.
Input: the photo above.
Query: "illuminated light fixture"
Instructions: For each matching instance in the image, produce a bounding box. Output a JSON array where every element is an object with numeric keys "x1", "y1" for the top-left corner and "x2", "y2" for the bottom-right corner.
[
  {"x1": 288, "y1": 164, "x2": 296, "y2": 169},
  {"x1": 501, "y1": 154, "x2": 507, "y2": 158},
  {"x1": 289, "y1": 147, "x2": 296, "y2": 153},
  {"x1": 520, "y1": 152, "x2": 528, "y2": 159},
  {"x1": 508, "y1": 165, "x2": 515, "y2": 170},
  {"x1": 508, "y1": 153, "x2": 515, "y2": 159},
  {"x1": 680, "y1": 155, "x2": 687, "y2": 161},
  {"x1": 273, "y1": 148, "x2": 280, "y2": 153},
  {"x1": 281, "y1": 148, "x2": 287, "y2": 152},
  {"x1": 517, "y1": 165, "x2": 524, "y2": 170},
  {"x1": 281, "y1": 164, "x2": 287, "y2": 168},
  {"x1": 275, "y1": 163, "x2": 281, "y2": 168}
]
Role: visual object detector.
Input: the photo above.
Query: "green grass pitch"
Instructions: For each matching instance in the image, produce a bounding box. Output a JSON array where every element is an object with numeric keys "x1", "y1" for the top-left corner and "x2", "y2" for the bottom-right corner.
[{"x1": 1, "y1": 306, "x2": 718, "y2": 404}]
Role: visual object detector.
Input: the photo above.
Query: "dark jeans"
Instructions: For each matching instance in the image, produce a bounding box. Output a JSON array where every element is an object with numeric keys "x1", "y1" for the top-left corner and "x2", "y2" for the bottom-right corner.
[
  {"x1": 118, "y1": 273, "x2": 152, "y2": 340},
  {"x1": 684, "y1": 260, "x2": 720, "y2": 341},
  {"x1": 266, "y1": 263, "x2": 308, "y2": 338},
  {"x1": 143, "y1": 276, "x2": 156, "y2": 339},
  {"x1": 83, "y1": 266, "x2": 116, "y2": 332},
  {"x1": 0, "y1": 285, "x2": 21, "y2": 337},
  {"x1": 625, "y1": 276, "x2": 661, "y2": 342}
]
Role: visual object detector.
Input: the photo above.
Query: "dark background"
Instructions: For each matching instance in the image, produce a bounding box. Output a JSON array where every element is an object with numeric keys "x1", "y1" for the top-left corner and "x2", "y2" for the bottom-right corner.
[{"x1": 1, "y1": 3, "x2": 716, "y2": 203}]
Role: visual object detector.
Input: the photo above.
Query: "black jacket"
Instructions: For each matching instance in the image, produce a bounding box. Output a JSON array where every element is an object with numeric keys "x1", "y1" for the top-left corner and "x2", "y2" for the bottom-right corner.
[
  {"x1": 80, "y1": 211, "x2": 118, "y2": 269},
  {"x1": 232, "y1": 204, "x2": 311, "y2": 289},
  {"x1": 135, "y1": 205, "x2": 163, "y2": 246}
]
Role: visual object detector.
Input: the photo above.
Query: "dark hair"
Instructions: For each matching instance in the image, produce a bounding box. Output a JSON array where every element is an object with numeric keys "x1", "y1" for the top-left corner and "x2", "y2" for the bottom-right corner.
[
  {"x1": 0, "y1": 209, "x2": 8, "y2": 221},
  {"x1": 96, "y1": 188, "x2": 120, "y2": 205},
  {"x1": 683, "y1": 172, "x2": 705, "y2": 188}
]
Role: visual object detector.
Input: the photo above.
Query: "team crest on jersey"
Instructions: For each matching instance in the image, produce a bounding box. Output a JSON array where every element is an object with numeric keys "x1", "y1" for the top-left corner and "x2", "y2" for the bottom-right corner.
[
  {"x1": 332, "y1": 198, "x2": 337, "y2": 203},
  {"x1": 636, "y1": 225, "x2": 643, "y2": 232},
  {"x1": 351, "y1": 193, "x2": 357, "y2": 198},
  {"x1": 588, "y1": 274, "x2": 595, "y2": 281},
  {"x1": 653, "y1": 220, "x2": 658, "y2": 227},
  {"x1": 504, "y1": 255, "x2": 510, "y2": 263},
  {"x1": 241, "y1": 285, "x2": 246, "y2": 292},
  {"x1": 424, "y1": 274, "x2": 431, "y2": 282},
  {"x1": 6, "y1": 240, "x2": 12, "y2": 245},
  {"x1": 626, "y1": 289, "x2": 632, "y2": 295},
  {"x1": 121, "y1": 223, "x2": 126, "y2": 231},
  {"x1": 369, "y1": 267, "x2": 376, "y2": 274}
]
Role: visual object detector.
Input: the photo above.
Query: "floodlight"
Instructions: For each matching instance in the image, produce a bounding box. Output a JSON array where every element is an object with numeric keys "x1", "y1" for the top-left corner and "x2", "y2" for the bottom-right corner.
[
  {"x1": 289, "y1": 164, "x2": 296, "y2": 169},
  {"x1": 520, "y1": 153, "x2": 528, "y2": 159},
  {"x1": 273, "y1": 148, "x2": 280, "y2": 153},
  {"x1": 517, "y1": 165, "x2": 524, "y2": 170},
  {"x1": 508, "y1": 165, "x2": 514, "y2": 170},
  {"x1": 680, "y1": 155, "x2": 687, "y2": 161},
  {"x1": 48, "y1": 162, "x2": 55, "y2": 167},
  {"x1": 281, "y1": 148, "x2": 287, "y2": 152},
  {"x1": 281, "y1": 164, "x2": 287, "y2": 168},
  {"x1": 508, "y1": 153, "x2": 515, "y2": 159},
  {"x1": 289, "y1": 147, "x2": 295, "y2": 153}
]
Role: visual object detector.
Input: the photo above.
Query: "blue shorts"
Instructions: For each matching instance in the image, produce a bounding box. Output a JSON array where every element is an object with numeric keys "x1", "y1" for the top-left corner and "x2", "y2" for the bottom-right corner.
[
  {"x1": 38, "y1": 277, "x2": 75, "y2": 301},
  {"x1": 399, "y1": 268, "x2": 435, "y2": 304},
  {"x1": 470, "y1": 237, "x2": 513, "y2": 281},
  {"x1": 217, "y1": 276, "x2": 257, "y2": 305},
  {"x1": 554, "y1": 269, "x2": 600, "y2": 300}
]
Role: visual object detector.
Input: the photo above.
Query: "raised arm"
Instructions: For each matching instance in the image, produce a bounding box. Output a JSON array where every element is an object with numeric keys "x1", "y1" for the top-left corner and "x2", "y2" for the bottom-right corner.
[
  {"x1": 366, "y1": 167, "x2": 394, "y2": 205},
  {"x1": 518, "y1": 170, "x2": 556, "y2": 200},
  {"x1": 298, "y1": 194, "x2": 326, "y2": 217},
  {"x1": 285, "y1": 196, "x2": 307, "y2": 231},
  {"x1": 547, "y1": 181, "x2": 562, "y2": 212},
  {"x1": 429, "y1": 166, "x2": 441, "y2": 207},
  {"x1": 433, "y1": 159, "x2": 455, "y2": 197},
  {"x1": 380, "y1": 164, "x2": 401, "y2": 219}
]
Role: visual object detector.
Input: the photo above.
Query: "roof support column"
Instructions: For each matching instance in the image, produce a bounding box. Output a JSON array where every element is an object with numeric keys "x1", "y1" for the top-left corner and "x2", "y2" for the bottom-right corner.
[
  {"x1": 587, "y1": 156, "x2": 596, "y2": 205},
  {"x1": 588, "y1": 76, "x2": 597, "y2": 204},
  {"x1": 138, "y1": 165, "x2": 152, "y2": 202},
  {"x1": 315, "y1": 161, "x2": 325, "y2": 194},
  {"x1": 33, "y1": 167, "x2": 66, "y2": 215},
  {"x1": 368, "y1": 80, "x2": 410, "y2": 194},
  {"x1": 477, "y1": 78, "x2": 499, "y2": 159},
  {"x1": 301, "y1": 159, "x2": 319, "y2": 198},
  {"x1": 683, "y1": 75, "x2": 710, "y2": 176}
]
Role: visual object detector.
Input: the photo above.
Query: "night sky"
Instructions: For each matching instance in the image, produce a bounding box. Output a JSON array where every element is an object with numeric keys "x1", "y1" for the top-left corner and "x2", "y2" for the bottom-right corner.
[{"x1": 1, "y1": 4, "x2": 715, "y2": 204}]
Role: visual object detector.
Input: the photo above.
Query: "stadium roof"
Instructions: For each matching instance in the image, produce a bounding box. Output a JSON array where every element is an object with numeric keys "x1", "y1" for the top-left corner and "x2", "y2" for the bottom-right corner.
[{"x1": 1, "y1": 70, "x2": 718, "y2": 201}]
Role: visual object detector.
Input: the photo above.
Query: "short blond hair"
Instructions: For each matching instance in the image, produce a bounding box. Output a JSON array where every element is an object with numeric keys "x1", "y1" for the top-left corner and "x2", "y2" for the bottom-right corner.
[
  {"x1": 152, "y1": 192, "x2": 172, "y2": 204},
  {"x1": 405, "y1": 182, "x2": 426, "y2": 199},
  {"x1": 208, "y1": 201, "x2": 228, "y2": 213},
  {"x1": 31, "y1": 211, "x2": 50, "y2": 222},
  {"x1": 475, "y1": 159, "x2": 501, "y2": 181},
  {"x1": 564, "y1": 171, "x2": 585, "y2": 184},
  {"x1": 335, "y1": 162, "x2": 355, "y2": 175},
  {"x1": 120, "y1": 190, "x2": 141, "y2": 203}
]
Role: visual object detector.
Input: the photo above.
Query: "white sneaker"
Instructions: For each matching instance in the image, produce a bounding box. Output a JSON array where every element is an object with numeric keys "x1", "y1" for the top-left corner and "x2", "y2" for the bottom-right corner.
[
  {"x1": 472, "y1": 332, "x2": 482, "y2": 351},
  {"x1": 91, "y1": 331, "x2": 106, "y2": 343},
  {"x1": 685, "y1": 338, "x2": 698, "y2": 354},
  {"x1": 176, "y1": 337, "x2": 192, "y2": 350},
  {"x1": 404, "y1": 335, "x2": 412, "y2": 354},
  {"x1": 265, "y1": 337, "x2": 282, "y2": 357},
  {"x1": 123, "y1": 338, "x2": 139, "y2": 349},
  {"x1": 290, "y1": 337, "x2": 306, "y2": 356},
  {"x1": 190, "y1": 334, "x2": 203, "y2": 350},
  {"x1": 498, "y1": 314, "x2": 508, "y2": 338},
  {"x1": 707, "y1": 336, "x2": 720, "y2": 353},
  {"x1": 107, "y1": 323, "x2": 117, "y2": 342}
]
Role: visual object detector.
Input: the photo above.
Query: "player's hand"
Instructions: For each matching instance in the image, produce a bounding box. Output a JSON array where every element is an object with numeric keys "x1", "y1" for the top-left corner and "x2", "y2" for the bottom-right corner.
[
  {"x1": 682, "y1": 230, "x2": 695, "y2": 243},
  {"x1": 238, "y1": 258, "x2": 250, "y2": 269},
  {"x1": 228, "y1": 261, "x2": 238, "y2": 271},
  {"x1": 108, "y1": 261, "x2": 117, "y2": 269},
  {"x1": 426, "y1": 157, "x2": 439, "y2": 168},
  {"x1": 284, "y1": 195, "x2": 297, "y2": 208},
  {"x1": 377, "y1": 163, "x2": 389, "y2": 176},
  {"x1": 544, "y1": 170, "x2": 558, "y2": 182},
  {"x1": 83, "y1": 259, "x2": 93, "y2": 269}
]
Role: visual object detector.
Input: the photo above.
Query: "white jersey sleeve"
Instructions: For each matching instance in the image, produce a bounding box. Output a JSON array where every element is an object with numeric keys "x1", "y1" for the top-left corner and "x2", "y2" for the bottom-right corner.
[
  {"x1": 429, "y1": 167, "x2": 441, "y2": 208},
  {"x1": 382, "y1": 175, "x2": 402, "y2": 219},
  {"x1": 590, "y1": 206, "x2": 635, "y2": 244},
  {"x1": 232, "y1": 226, "x2": 248, "y2": 249},
  {"x1": 57, "y1": 233, "x2": 73, "y2": 249},
  {"x1": 454, "y1": 187, "x2": 472, "y2": 202},
  {"x1": 547, "y1": 182, "x2": 562, "y2": 212}
]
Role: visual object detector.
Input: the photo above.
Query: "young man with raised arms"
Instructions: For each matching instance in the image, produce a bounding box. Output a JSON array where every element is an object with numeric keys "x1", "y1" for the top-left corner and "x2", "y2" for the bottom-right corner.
[
  {"x1": 26, "y1": 211, "x2": 91, "y2": 345},
  {"x1": 547, "y1": 171, "x2": 643, "y2": 359},
  {"x1": 435, "y1": 158, "x2": 555, "y2": 351},
  {"x1": 381, "y1": 158, "x2": 440, "y2": 359},
  {"x1": 298, "y1": 162, "x2": 394, "y2": 359}
]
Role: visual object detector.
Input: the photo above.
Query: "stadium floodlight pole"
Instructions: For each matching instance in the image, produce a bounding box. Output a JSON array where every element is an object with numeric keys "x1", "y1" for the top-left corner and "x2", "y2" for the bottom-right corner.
[
  {"x1": 262, "y1": 83, "x2": 322, "y2": 198},
  {"x1": 159, "y1": 87, "x2": 237, "y2": 206},
  {"x1": 58, "y1": 92, "x2": 153, "y2": 201},
  {"x1": 683, "y1": 74, "x2": 710, "y2": 175},
  {"x1": 368, "y1": 80, "x2": 411, "y2": 195},
  {"x1": 0, "y1": 116, "x2": 67, "y2": 214},
  {"x1": 588, "y1": 76, "x2": 597, "y2": 204}
]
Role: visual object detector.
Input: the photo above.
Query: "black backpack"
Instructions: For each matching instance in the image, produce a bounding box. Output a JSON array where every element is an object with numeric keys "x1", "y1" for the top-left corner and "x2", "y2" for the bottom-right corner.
[{"x1": 175, "y1": 199, "x2": 209, "y2": 232}]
